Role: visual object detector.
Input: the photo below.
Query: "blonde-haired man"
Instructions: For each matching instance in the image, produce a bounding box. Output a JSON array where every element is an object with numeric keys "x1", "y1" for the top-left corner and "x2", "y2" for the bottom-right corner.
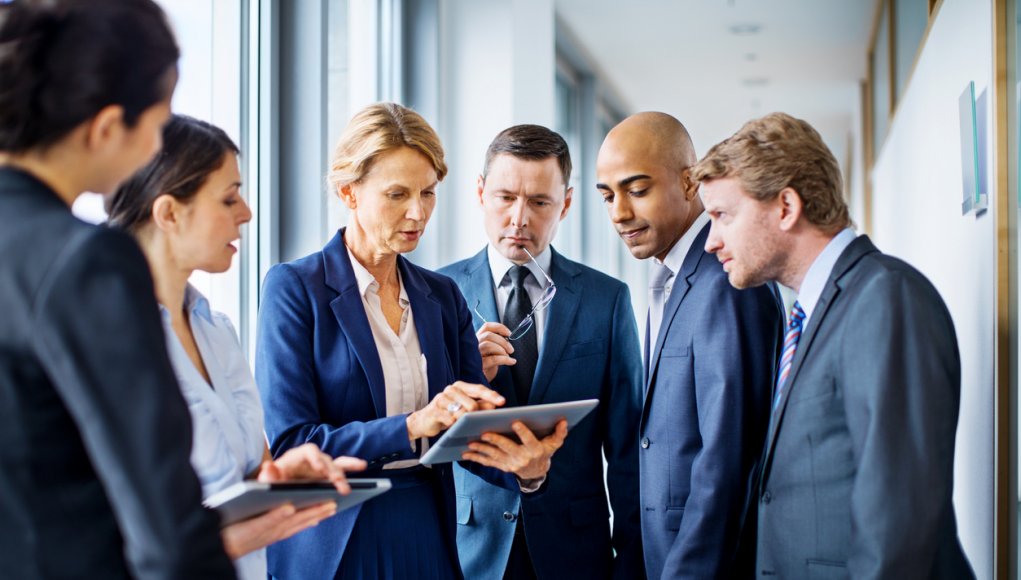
[{"x1": 693, "y1": 112, "x2": 974, "y2": 578}]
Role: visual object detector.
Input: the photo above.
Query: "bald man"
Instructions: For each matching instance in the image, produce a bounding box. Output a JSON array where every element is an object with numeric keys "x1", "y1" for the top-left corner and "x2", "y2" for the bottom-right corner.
[{"x1": 596, "y1": 113, "x2": 784, "y2": 579}]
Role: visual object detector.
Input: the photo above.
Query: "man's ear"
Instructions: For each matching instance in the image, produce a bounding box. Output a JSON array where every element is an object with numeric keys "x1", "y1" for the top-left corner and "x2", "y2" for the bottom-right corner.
[
  {"x1": 777, "y1": 187, "x2": 803, "y2": 232},
  {"x1": 476, "y1": 174, "x2": 486, "y2": 207},
  {"x1": 85, "y1": 105, "x2": 126, "y2": 151},
  {"x1": 337, "y1": 183, "x2": 357, "y2": 210},
  {"x1": 151, "y1": 194, "x2": 179, "y2": 233},
  {"x1": 560, "y1": 186, "x2": 574, "y2": 220},
  {"x1": 680, "y1": 167, "x2": 699, "y2": 200}
]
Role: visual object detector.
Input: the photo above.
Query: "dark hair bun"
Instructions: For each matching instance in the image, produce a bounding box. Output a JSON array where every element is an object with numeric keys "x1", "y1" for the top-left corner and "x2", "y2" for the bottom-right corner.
[{"x1": 0, "y1": 0, "x2": 179, "y2": 153}]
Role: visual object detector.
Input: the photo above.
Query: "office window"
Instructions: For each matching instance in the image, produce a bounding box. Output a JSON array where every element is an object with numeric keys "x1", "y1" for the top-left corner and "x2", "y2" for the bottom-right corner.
[
  {"x1": 325, "y1": 0, "x2": 350, "y2": 237},
  {"x1": 555, "y1": 70, "x2": 583, "y2": 261},
  {"x1": 893, "y1": 0, "x2": 928, "y2": 101},
  {"x1": 71, "y1": 0, "x2": 246, "y2": 331}
]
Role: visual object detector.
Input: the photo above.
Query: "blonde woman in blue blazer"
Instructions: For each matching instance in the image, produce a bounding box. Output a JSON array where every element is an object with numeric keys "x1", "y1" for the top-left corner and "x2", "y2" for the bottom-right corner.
[{"x1": 255, "y1": 103, "x2": 564, "y2": 580}]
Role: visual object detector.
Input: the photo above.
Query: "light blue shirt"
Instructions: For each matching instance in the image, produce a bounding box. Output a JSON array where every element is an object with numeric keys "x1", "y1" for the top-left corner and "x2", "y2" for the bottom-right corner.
[
  {"x1": 796, "y1": 228, "x2": 857, "y2": 332},
  {"x1": 161, "y1": 285, "x2": 266, "y2": 580}
]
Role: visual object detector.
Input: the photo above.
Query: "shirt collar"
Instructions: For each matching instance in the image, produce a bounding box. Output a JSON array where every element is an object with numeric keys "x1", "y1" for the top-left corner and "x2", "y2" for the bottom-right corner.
[
  {"x1": 346, "y1": 244, "x2": 409, "y2": 304},
  {"x1": 488, "y1": 243, "x2": 553, "y2": 288},
  {"x1": 654, "y1": 211, "x2": 710, "y2": 277},
  {"x1": 796, "y1": 227, "x2": 857, "y2": 324},
  {"x1": 159, "y1": 283, "x2": 213, "y2": 324}
]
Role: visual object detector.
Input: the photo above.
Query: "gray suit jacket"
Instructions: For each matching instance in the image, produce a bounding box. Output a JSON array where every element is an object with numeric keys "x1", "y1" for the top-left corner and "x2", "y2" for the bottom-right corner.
[{"x1": 757, "y1": 235, "x2": 974, "y2": 579}]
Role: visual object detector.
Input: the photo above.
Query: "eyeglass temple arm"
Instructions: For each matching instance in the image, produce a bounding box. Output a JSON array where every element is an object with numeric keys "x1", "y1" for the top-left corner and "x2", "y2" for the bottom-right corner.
[{"x1": 519, "y1": 245, "x2": 555, "y2": 286}]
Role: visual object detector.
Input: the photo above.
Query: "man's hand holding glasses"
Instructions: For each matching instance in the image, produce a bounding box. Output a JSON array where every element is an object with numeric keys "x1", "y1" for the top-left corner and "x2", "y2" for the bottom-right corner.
[{"x1": 473, "y1": 246, "x2": 556, "y2": 382}]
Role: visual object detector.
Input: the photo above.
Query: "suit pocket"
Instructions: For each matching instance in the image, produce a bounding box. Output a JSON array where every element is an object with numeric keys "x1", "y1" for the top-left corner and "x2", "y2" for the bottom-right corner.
[
  {"x1": 664, "y1": 506, "x2": 684, "y2": 531},
  {"x1": 456, "y1": 495, "x2": 472, "y2": 525},
  {"x1": 562, "y1": 339, "x2": 605, "y2": 361},
  {"x1": 805, "y1": 559, "x2": 848, "y2": 580},
  {"x1": 659, "y1": 346, "x2": 691, "y2": 359},
  {"x1": 569, "y1": 495, "x2": 609, "y2": 527}
]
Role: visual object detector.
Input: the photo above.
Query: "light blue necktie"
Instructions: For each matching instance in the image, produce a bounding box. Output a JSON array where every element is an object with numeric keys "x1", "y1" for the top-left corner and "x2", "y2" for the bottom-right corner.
[
  {"x1": 773, "y1": 301, "x2": 806, "y2": 412},
  {"x1": 647, "y1": 262, "x2": 674, "y2": 357}
]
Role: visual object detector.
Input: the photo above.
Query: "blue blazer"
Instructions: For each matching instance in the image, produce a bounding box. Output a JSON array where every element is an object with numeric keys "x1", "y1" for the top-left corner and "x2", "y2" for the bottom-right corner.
[
  {"x1": 439, "y1": 247, "x2": 645, "y2": 579},
  {"x1": 640, "y1": 223, "x2": 784, "y2": 579},
  {"x1": 254, "y1": 229, "x2": 487, "y2": 580}
]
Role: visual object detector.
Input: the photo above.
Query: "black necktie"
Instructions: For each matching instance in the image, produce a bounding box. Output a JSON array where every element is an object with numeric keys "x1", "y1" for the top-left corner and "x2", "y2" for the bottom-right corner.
[{"x1": 505, "y1": 265, "x2": 538, "y2": 405}]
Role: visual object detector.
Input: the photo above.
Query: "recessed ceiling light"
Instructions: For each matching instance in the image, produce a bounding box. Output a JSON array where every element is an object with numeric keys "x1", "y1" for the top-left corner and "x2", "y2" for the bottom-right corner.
[
  {"x1": 729, "y1": 23, "x2": 762, "y2": 35},
  {"x1": 742, "y1": 77, "x2": 770, "y2": 87}
]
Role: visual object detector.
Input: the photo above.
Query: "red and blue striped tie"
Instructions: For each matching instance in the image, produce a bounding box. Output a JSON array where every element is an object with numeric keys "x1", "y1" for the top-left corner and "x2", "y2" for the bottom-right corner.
[{"x1": 774, "y1": 301, "x2": 806, "y2": 411}]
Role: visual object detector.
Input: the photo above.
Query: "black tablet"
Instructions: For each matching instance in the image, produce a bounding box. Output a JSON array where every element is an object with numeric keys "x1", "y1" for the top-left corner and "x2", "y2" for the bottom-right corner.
[{"x1": 204, "y1": 478, "x2": 392, "y2": 526}]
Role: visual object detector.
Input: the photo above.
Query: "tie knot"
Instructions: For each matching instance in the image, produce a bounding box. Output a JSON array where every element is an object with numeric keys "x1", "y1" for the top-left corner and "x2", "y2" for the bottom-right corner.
[
  {"x1": 650, "y1": 262, "x2": 673, "y2": 289},
  {"x1": 789, "y1": 301, "x2": 806, "y2": 325},
  {"x1": 509, "y1": 265, "x2": 532, "y2": 289}
]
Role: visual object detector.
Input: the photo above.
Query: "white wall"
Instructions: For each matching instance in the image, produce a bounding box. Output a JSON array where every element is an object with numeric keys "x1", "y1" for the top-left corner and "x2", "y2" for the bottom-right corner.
[
  {"x1": 869, "y1": 0, "x2": 994, "y2": 575},
  {"x1": 436, "y1": 0, "x2": 557, "y2": 266}
]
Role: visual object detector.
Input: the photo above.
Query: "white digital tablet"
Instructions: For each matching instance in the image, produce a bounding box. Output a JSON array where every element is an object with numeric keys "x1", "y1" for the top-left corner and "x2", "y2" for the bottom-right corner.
[
  {"x1": 419, "y1": 399, "x2": 599, "y2": 466},
  {"x1": 204, "y1": 478, "x2": 392, "y2": 526}
]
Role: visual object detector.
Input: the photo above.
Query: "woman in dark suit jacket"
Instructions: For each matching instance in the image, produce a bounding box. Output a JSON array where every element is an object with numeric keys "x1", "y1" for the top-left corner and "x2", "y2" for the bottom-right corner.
[
  {"x1": 255, "y1": 102, "x2": 508, "y2": 580},
  {"x1": 0, "y1": 1, "x2": 233, "y2": 578}
]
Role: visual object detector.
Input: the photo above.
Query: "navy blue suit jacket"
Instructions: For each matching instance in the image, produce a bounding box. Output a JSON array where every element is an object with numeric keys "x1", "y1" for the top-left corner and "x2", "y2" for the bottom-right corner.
[
  {"x1": 640, "y1": 223, "x2": 784, "y2": 579},
  {"x1": 439, "y1": 247, "x2": 645, "y2": 579},
  {"x1": 254, "y1": 229, "x2": 487, "y2": 580}
]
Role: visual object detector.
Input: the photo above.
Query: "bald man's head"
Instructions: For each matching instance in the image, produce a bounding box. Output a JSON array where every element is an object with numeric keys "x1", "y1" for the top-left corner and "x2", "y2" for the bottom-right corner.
[
  {"x1": 604, "y1": 111, "x2": 697, "y2": 170},
  {"x1": 596, "y1": 112, "x2": 704, "y2": 261}
]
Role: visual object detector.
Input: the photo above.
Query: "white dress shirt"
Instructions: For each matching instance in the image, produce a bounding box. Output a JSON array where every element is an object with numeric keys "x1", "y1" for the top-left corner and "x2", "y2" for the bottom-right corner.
[
  {"x1": 794, "y1": 227, "x2": 857, "y2": 332},
  {"x1": 649, "y1": 211, "x2": 711, "y2": 354},
  {"x1": 487, "y1": 244, "x2": 553, "y2": 351},
  {"x1": 347, "y1": 246, "x2": 429, "y2": 469},
  {"x1": 161, "y1": 285, "x2": 266, "y2": 580}
]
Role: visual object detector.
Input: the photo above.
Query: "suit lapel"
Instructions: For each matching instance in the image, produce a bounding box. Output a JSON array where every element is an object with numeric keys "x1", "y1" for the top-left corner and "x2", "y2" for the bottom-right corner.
[
  {"x1": 529, "y1": 249, "x2": 581, "y2": 404},
  {"x1": 463, "y1": 249, "x2": 499, "y2": 331},
  {"x1": 401, "y1": 257, "x2": 447, "y2": 401},
  {"x1": 461, "y1": 249, "x2": 519, "y2": 405},
  {"x1": 646, "y1": 223, "x2": 710, "y2": 392},
  {"x1": 760, "y1": 236, "x2": 879, "y2": 481},
  {"x1": 323, "y1": 229, "x2": 388, "y2": 417}
]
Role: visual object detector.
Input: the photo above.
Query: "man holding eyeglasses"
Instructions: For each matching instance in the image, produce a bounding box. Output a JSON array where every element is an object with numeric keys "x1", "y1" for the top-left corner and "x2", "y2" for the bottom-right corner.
[{"x1": 439, "y1": 125, "x2": 644, "y2": 580}]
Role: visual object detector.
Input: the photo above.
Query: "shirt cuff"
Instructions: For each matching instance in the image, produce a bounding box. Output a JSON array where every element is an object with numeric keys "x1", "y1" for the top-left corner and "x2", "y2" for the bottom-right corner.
[{"x1": 517, "y1": 475, "x2": 545, "y2": 493}]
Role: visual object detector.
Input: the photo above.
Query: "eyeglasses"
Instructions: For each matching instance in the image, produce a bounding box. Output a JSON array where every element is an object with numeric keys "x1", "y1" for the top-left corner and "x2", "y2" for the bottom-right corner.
[{"x1": 473, "y1": 246, "x2": 556, "y2": 340}]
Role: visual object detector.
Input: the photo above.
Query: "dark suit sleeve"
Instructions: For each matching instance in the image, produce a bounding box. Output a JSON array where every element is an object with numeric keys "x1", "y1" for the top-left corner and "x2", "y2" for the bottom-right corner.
[
  {"x1": 603, "y1": 284, "x2": 645, "y2": 578},
  {"x1": 255, "y1": 264, "x2": 417, "y2": 464},
  {"x1": 30, "y1": 229, "x2": 234, "y2": 580},
  {"x1": 841, "y1": 273, "x2": 960, "y2": 578},
  {"x1": 661, "y1": 275, "x2": 779, "y2": 578}
]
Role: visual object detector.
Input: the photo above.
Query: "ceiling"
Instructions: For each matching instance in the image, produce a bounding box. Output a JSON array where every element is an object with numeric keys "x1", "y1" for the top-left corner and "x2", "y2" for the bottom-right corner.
[{"x1": 555, "y1": 0, "x2": 873, "y2": 165}]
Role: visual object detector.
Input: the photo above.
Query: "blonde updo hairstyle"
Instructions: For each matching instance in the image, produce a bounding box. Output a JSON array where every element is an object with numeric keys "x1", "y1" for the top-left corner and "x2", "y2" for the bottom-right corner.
[{"x1": 326, "y1": 102, "x2": 447, "y2": 195}]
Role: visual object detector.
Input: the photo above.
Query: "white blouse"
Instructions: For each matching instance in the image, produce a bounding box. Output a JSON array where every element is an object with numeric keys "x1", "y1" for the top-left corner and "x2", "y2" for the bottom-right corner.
[
  {"x1": 161, "y1": 285, "x2": 266, "y2": 580},
  {"x1": 346, "y1": 246, "x2": 429, "y2": 469}
]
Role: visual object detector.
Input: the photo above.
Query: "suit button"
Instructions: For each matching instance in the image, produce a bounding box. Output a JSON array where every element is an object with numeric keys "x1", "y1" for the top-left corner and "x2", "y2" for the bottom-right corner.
[
  {"x1": 502, "y1": 511, "x2": 516, "y2": 522},
  {"x1": 641, "y1": 437, "x2": 650, "y2": 449},
  {"x1": 762, "y1": 491, "x2": 772, "y2": 504}
]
